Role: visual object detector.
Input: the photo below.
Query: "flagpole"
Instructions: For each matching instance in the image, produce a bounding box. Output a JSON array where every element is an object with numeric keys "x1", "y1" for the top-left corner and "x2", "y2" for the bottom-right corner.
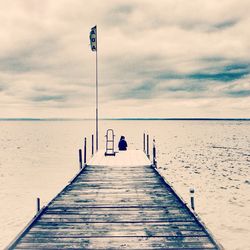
[{"x1": 95, "y1": 26, "x2": 98, "y2": 151}]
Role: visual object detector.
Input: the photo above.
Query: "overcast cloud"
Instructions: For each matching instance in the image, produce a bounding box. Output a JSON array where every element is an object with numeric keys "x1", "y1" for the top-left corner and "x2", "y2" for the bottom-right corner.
[{"x1": 0, "y1": 0, "x2": 249, "y2": 118}]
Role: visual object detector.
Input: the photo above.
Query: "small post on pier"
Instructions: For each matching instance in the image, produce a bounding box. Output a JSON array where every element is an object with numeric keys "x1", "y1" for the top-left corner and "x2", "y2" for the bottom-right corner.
[
  {"x1": 190, "y1": 188, "x2": 195, "y2": 210},
  {"x1": 147, "y1": 134, "x2": 150, "y2": 159},
  {"x1": 79, "y1": 149, "x2": 82, "y2": 169},
  {"x1": 143, "y1": 133, "x2": 146, "y2": 153},
  {"x1": 37, "y1": 197, "x2": 40, "y2": 214},
  {"x1": 92, "y1": 134, "x2": 94, "y2": 156},
  {"x1": 84, "y1": 137, "x2": 87, "y2": 166},
  {"x1": 153, "y1": 139, "x2": 157, "y2": 168}
]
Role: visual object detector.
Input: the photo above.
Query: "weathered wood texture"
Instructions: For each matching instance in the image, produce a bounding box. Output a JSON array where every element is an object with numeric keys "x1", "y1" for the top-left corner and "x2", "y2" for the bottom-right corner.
[{"x1": 8, "y1": 151, "x2": 222, "y2": 249}]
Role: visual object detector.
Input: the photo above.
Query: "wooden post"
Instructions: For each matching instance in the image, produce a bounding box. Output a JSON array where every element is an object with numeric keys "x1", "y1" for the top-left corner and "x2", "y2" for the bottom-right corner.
[
  {"x1": 84, "y1": 137, "x2": 87, "y2": 166},
  {"x1": 153, "y1": 139, "x2": 157, "y2": 167},
  {"x1": 143, "y1": 133, "x2": 146, "y2": 153},
  {"x1": 37, "y1": 197, "x2": 40, "y2": 214},
  {"x1": 147, "y1": 134, "x2": 150, "y2": 159},
  {"x1": 190, "y1": 188, "x2": 195, "y2": 210},
  {"x1": 79, "y1": 149, "x2": 82, "y2": 169},
  {"x1": 92, "y1": 134, "x2": 94, "y2": 156}
]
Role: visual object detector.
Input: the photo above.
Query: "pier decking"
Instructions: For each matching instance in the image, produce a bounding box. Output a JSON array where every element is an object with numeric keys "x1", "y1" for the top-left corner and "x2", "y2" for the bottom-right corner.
[{"x1": 8, "y1": 150, "x2": 222, "y2": 249}]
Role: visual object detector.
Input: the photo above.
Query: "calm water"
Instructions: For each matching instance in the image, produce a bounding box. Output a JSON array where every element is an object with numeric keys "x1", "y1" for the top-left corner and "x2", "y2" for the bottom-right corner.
[{"x1": 0, "y1": 120, "x2": 249, "y2": 249}]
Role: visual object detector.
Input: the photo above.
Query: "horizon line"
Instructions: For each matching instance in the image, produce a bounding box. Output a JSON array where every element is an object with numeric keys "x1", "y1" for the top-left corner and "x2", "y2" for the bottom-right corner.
[{"x1": 0, "y1": 117, "x2": 249, "y2": 121}]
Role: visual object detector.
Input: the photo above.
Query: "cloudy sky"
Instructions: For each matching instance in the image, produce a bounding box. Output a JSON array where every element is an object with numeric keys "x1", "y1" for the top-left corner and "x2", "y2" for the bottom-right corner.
[{"x1": 0, "y1": 0, "x2": 249, "y2": 118}]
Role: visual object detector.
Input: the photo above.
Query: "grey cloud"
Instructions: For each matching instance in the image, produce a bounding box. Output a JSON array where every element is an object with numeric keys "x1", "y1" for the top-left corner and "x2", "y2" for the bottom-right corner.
[
  {"x1": 156, "y1": 63, "x2": 249, "y2": 82},
  {"x1": 0, "y1": 36, "x2": 60, "y2": 74},
  {"x1": 114, "y1": 4, "x2": 134, "y2": 15},
  {"x1": 104, "y1": 4, "x2": 135, "y2": 26},
  {"x1": 167, "y1": 83, "x2": 206, "y2": 93},
  {"x1": 131, "y1": 81, "x2": 155, "y2": 98},
  {"x1": 189, "y1": 63, "x2": 250, "y2": 82},
  {"x1": 214, "y1": 19, "x2": 238, "y2": 29},
  {"x1": 26, "y1": 80, "x2": 94, "y2": 109},
  {"x1": 224, "y1": 63, "x2": 250, "y2": 72},
  {"x1": 102, "y1": 56, "x2": 250, "y2": 101},
  {"x1": 33, "y1": 86, "x2": 48, "y2": 92},
  {"x1": 113, "y1": 80, "x2": 157, "y2": 100},
  {"x1": 188, "y1": 71, "x2": 247, "y2": 82},
  {"x1": 31, "y1": 94, "x2": 67, "y2": 102},
  {"x1": 226, "y1": 90, "x2": 250, "y2": 97},
  {"x1": 0, "y1": 56, "x2": 33, "y2": 73},
  {"x1": 0, "y1": 81, "x2": 8, "y2": 92},
  {"x1": 156, "y1": 72, "x2": 183, "y2": 80},
  {"x1": 201, "y1": 57, "x2": 226, "y2": 63},
  {"x1": 180, "y1": 19, "x2": 239, "y2": 32}
]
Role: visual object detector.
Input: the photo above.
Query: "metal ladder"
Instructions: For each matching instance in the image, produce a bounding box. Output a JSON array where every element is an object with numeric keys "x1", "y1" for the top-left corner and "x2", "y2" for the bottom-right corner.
[{"x1": 105, "y1": 129, "x2": 116, "y2": 156}]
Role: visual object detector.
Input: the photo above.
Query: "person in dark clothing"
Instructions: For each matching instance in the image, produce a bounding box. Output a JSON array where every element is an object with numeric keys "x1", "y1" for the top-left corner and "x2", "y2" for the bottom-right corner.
[{"x1": 118, "y1": 136, "x2": 127, "y2": 151}]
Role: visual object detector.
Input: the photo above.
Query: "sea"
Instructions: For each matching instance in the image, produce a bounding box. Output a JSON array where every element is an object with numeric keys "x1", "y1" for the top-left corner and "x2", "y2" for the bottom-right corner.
[{"x1": 0, "y1": 120, "x2": 249, "y2": 249}]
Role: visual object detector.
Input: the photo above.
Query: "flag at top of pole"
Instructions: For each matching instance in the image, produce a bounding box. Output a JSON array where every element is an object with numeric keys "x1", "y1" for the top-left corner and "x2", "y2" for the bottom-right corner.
[{"x1": 90, "y1": 26, "x2": 97, "y2": 51}]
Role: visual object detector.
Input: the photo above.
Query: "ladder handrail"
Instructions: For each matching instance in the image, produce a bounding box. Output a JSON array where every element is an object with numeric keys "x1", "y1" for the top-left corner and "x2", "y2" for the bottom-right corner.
[{"x1": 105, "y1": 129, "x2": 116, "y2": 156}]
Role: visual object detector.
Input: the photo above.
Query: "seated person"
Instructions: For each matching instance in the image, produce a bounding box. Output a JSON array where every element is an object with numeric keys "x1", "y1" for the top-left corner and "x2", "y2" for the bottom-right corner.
[{"x1": 118, "y1": 136, "x2": 127, "y2": 151}]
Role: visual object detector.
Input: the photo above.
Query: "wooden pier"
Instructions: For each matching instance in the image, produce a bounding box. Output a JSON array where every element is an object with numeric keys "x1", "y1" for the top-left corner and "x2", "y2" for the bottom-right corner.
[{"x1": 8, "y1": 150, "x2": 222, "y2": 249}]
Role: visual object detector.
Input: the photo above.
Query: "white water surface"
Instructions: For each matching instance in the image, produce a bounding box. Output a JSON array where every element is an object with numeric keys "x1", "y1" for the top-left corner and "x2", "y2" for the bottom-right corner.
[{"x1": 0, "y1": 120, "x2": 249, "y2": 249}]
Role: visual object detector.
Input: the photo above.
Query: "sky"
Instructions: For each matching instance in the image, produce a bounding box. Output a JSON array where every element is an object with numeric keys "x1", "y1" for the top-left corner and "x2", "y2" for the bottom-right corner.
[{"x1": 0, "y1": 0, "x2": 249, "y2": 118}]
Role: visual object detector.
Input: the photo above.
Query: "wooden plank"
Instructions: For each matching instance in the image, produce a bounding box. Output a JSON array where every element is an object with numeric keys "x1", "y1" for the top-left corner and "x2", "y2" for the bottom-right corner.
[
  {"x1": 45, "y1": 208, "x2": 188, "y2": 214},
  {"x1": 60, "y1": 190, "x2": 172, "y2": 195},
  {"x1": 47, "y1": 204, "x2": 182, "y2": 209},
  {"x1": 52, "y1": 196, "x2": 177, "y2": 203},
  {"x1": 65, "y1": 185, "x2": 167, "y2": 190},
  {"x1": 47, "y1": 204, "x2": 184, "y2": 209},
  {"x1": 57, "y1": 191, "x2": 173, "y2": 196},
  {"x1": 42, "y1": 207, "x2": 190, "y2": 216},
  {"x1": 27, "y1": 224, "x2": 207, "y2": 236},
  {"x1": 39, "y1": 216, "x2": 194, "y2": 224},
  {"x1": 31, "y1": 229, "x2": 204, "y2": 235},
  {"x1": 20, "y1": 235, "x2": 211, "y2": 242},
  {"x1": 15, "y1": 236, "x2": 217, "y2": 250},
  {"x1": 32, "y1": 223, "x2": 204, "y2": 230},
  {"x1": 27, "y1": 222, "x2": 206, "y2": 237}
]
